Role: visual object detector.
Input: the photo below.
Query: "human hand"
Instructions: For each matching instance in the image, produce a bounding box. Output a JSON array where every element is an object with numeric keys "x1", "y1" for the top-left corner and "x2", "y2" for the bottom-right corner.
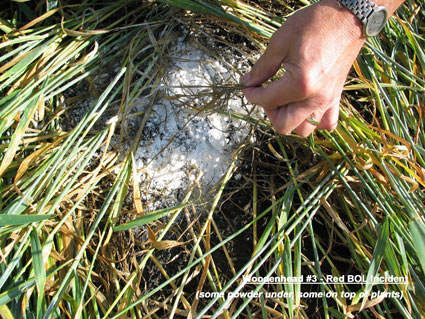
[{"x1": 241, "y1": 0, "x2": 366, "y2": 137}]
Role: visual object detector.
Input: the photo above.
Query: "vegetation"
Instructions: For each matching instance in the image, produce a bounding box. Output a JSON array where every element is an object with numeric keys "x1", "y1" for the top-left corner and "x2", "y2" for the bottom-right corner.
[{"x1": 0, "y1": 0, "x2": 424, "y2": 318}]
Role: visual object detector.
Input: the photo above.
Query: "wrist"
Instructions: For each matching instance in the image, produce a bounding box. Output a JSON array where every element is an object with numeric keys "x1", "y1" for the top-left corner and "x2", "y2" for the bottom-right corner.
[
  {"x1": 328, "y1": 0, "x2": 404, "y2": 37},
  {"x1": 319, "y1": 0, "x2": 365, "y2": 42},
  {"x1": 374, "y1": 0, "x2": 404, "y2": 15}
]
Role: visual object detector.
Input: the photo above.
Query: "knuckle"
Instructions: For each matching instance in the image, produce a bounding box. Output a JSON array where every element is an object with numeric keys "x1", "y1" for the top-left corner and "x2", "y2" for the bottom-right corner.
[{"x1": 295, "y1": 72, "x2": 316, "y2": 97}]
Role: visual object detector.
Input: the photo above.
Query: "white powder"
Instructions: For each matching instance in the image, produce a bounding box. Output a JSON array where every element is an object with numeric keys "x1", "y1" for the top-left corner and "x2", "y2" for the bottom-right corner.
[{"x1": 134, "y1": 38, "x2": 257, "y2": 209}]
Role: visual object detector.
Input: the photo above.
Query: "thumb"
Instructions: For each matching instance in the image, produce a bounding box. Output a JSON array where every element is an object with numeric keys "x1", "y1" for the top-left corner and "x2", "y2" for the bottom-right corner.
[{"x1": 240, "y1": 34, "x2": 287, "y2": 87}]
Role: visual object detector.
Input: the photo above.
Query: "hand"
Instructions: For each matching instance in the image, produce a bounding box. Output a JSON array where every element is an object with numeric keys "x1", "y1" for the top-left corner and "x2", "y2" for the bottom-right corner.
[{"x1": 241, "y1": 0, "x2": 365, "y2": 137}]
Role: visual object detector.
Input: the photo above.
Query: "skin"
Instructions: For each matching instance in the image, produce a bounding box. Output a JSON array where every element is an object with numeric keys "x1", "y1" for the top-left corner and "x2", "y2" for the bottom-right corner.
[{"x1": 241, "y1": 0, "x2": 405, "y2": 137}]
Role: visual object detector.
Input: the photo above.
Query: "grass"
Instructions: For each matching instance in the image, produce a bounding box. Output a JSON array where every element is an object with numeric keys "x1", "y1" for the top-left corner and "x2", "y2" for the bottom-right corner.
[{"x1": 0, "y1": 0, "x2": 424, "y2": 318}]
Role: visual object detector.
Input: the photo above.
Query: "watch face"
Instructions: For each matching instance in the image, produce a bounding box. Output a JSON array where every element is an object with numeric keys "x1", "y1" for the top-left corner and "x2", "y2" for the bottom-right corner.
[{"x1": 366, "y1": 7, "x2": 388, "y2": 37}]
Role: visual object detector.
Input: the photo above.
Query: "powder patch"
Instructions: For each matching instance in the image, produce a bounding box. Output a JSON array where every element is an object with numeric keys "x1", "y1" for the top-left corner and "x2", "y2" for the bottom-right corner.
[{"x1": 134, "y1": 39, "x2": 257, "y2": 210}]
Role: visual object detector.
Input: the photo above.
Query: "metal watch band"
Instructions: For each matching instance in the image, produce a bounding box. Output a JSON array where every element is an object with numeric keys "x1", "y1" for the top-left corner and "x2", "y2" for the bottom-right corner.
[{"x1": 339, "y1": 0, "x2": 377, "y2": 24}]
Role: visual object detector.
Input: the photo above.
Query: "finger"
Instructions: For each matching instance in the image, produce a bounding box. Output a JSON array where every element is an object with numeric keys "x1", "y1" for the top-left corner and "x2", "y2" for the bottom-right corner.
[
  {"x1": 317, "y1": 103, "x2": 339, "y2": 131},
  {"x1": 294, "y1": 109, "x2": 327, "y2": 137},
  {"x1": 241, "y1": 29, "x2": 288, "y2": 88},
  {"x1": 264, "y1": 100, "x2": 317, "y2": 135},
  {"x1": 243, "y1": 69, "x2": 304, "y2": 110},
  {"x1": 294, "y1": 122, "x2": 318, "y2": 137},
  {"x1": 293, "y1": 103, "x2": 340, "y2": 136}
]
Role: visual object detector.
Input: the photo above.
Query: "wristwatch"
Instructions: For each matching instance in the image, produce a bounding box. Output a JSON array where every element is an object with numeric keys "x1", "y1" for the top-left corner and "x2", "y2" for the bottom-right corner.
[{"x1": 339, "y1": 0, "x2": 388, "y2": 37}]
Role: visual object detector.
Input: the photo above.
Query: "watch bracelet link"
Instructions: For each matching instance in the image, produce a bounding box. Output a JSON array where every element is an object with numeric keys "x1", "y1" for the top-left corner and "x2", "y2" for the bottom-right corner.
[{"x1": 339, "y1": 0, "x2": 377, "y2": 25}]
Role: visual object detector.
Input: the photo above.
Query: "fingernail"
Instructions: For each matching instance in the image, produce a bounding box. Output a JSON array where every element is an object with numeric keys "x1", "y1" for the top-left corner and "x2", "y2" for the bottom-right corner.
[{"x1": 240, "y1": 72, "x2": 251, "y2": 85}]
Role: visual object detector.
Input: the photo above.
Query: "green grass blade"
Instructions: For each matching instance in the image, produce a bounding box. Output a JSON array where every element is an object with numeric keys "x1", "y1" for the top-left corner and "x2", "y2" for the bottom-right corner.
[
  {"x1": 409, "y1": 218, "x2": 425, "y2": 276},
  {"x1": 113, "y1": 203, "x2": 190, "y2": 232},
  {"x1": 0, "y1": 214, "x2": 54, "y2": 226},
  {"x1": 362, "y1": 216, "x2": 389, "y2": 310},
  {"x1": 252, "y1": 185, "x2": 296, "y2": 256},
  {"x1": 30, "y1": 228, "x2": 46, "y2": 318},
  {"x1": 0, "y1": 259, "x2": 73, "y2": 306}
]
